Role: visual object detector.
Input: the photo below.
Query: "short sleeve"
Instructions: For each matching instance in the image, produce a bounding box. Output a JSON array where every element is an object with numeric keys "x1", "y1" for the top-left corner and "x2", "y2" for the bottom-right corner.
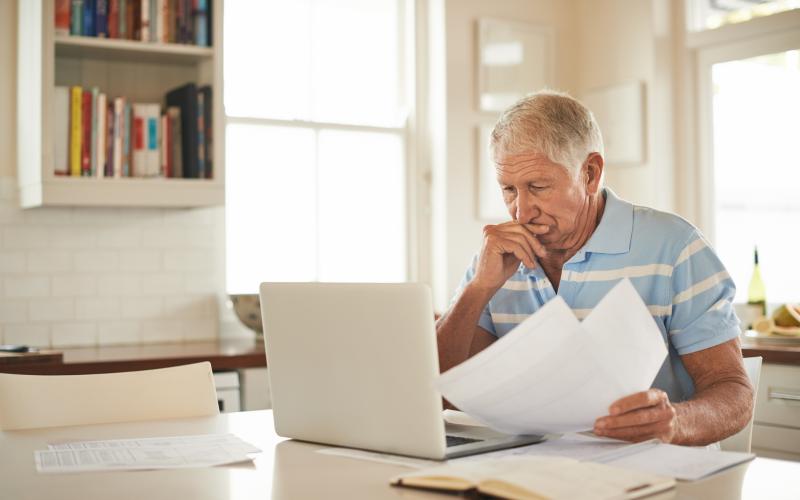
[
  {"x1": 449, "y1": 254, "x2": 497, "y2": 336},
  {"x1": 667, "y1": 231, "x2": 741, "y2": 355}
]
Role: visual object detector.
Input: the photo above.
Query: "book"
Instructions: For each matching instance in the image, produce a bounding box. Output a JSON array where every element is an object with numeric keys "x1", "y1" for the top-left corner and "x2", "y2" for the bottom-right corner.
[
  {"x1": 160, "y1": 114, "x2": 170, "y2": 177},
  {"x1": 81, "y1": 90, "x2": 92, "y2": 176},
  {"x1": 149, "y1": 0, "x2": 159, "y2": 42},
  {"x1": 199, "y1": 85, "x2": 212, "y2": 178},
  {"x1": 95, "y1": 92, "x2": 106, "y2": 177},
  {"x1": 105, "y1": 104, "x2": 114, "y2": 176},
  {"x1": 108, "y1": 0, "x2": 119, "y2": 38},
  {"x1": 167, "y1": 106, "x2": 183, "y2": 178},
  {"x1": 118, "y1": 0, "x2": 127, "y2": 38},
  {"x1": 140, "y1": 0, "x2": 150, "y2": 41},
  {"x1": 196, "y1": 88, "x2": 205, "y2": 178},
  {"x1": 122, "y1": 102, "x2": 132, "y2": 176},
  {"x1": 194, "y1": 0, "x2": 208, "y2": 46},
  {"x1": 96, "y1": 0, "x2": 108, "y2": 37},
  {"x1": 55, "y1": 0, "x2": 71, "y2": 36},
  {"x1": 165, "y1": 83, "x2": 199, "y2": 178},
  {"x1": 113, "y1": 97, "x2": 124, "y2": 177},
  {"x1": 70, "y1": 0, "x2": 84, "y2": 35},
  {"x1": 69, "y1": 86, "x2": 82, "y2": 176},
  {"x1": 54, "y1": 87, "x2": 70, "y2": 175},
  {"x1": 390, "y1": 456, "x2": 675, "y2": 500},
  {"x1": 83, "y1": 0, "x2": 96, "y2": 36},
  {"x1": 89, "y1": 87, "x2": 98, "y2": 176},
  {"x1": 132, "y1": 103, "x2": 161, "y2": 176}
]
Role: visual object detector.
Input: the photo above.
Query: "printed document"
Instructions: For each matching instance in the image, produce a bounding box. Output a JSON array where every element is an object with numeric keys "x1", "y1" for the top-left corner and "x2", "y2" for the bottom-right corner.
[
  {"x1": 436, "y1": 278, "x2": 668, "y2": 435},
  {"x1": 35, "y1": 433, "x2": 261, "y2": 473}
]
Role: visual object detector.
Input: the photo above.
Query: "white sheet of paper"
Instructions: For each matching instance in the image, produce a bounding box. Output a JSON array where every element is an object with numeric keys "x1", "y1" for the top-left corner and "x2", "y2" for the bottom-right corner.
[
  {"x1": 435, "y1": 279, "x2": 668, "y2": 435},
  {"x1": 35, "y1": 434, "x2": 261, "y2": 474},
  {"x1": 600, "y1": 443, "x2": 755, "y2": 481}
]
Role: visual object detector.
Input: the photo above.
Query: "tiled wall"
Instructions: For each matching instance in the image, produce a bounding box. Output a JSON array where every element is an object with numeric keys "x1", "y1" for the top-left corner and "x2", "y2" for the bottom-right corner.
[{"x1": 0, "y1": 177, "x2": 226, "y2": 347}]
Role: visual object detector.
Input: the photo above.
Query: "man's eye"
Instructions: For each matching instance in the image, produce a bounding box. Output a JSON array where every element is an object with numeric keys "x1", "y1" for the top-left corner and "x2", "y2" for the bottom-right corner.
[
  {"x1": 502, "y1": 186, "x2": 515, "y2": 193},
  {"x1": 529, "y1": 184, "x2": 547, "y2": 191}
]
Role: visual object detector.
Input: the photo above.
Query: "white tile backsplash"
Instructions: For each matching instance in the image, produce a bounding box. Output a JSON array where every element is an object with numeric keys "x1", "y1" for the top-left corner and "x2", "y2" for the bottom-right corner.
[{"x1": 0, "y1": 177, "x2": 224, "y2": 348}]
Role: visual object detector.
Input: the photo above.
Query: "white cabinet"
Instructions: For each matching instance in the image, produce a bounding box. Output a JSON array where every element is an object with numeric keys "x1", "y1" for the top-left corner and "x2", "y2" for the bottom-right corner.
[
  {"x1": 16, "y1": 0, "x2": 225, "y2": 208},
  {"x1": 240, "y1": 367, "x2": 271, "y2": 411},
  {"x1": 213, "y1": 371, "x2": 241, "y2": 413},
  {"x1": 752, "y1": 363, "x2": 800, "y2": 461}
]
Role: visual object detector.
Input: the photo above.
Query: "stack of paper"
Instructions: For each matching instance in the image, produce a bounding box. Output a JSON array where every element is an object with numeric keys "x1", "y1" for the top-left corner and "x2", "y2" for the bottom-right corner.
[
  {"x1": 436, "y1": 279, "x2": 668, "y2": 435},
  {"x1": 35, "y1": 433, "x2": 261, "y2": 474}
]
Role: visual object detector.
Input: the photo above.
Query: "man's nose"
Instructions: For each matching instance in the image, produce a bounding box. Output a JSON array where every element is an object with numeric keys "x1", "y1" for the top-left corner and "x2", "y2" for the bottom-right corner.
[{"x1": 515, "y1": 193, "x2": 539, "y2": 223}]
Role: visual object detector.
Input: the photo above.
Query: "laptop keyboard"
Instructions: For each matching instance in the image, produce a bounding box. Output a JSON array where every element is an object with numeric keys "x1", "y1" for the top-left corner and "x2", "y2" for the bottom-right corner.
[{"x1": 446, "y1": 435, "x2": 483, "y2": 447}]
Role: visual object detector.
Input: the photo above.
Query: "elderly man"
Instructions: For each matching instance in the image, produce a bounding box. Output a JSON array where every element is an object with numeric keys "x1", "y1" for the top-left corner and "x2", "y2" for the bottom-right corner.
[{"x1": 437, "y1": 91, "x2": 753, "y2": 446}]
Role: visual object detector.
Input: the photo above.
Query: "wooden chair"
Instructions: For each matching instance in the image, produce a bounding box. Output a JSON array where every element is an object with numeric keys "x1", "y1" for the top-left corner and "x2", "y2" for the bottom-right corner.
[
  {"x1": 0, "y1": 362, "x2": 219, "y2": 430},
  {"x1": 720, "y1": 356, "x2": 763, "y2": 453}
]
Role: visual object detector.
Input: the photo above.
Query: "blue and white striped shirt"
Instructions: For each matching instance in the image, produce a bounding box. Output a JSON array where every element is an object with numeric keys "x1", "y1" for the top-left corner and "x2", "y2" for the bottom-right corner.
[{"x1": 454, "y1": 188, "x2": 740, "y2": 403}]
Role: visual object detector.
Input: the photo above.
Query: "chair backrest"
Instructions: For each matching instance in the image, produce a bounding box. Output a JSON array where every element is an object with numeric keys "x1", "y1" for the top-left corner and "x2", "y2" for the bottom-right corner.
[
  {"x1": 0, "y1": 362, "x2": 220, "y2": 430},
  {"x1": 720, "y1": 356, "x2": 762, "y2": 453}
]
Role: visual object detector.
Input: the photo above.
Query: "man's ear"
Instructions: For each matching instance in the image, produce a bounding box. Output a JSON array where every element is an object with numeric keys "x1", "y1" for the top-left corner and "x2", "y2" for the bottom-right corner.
[{"x1": 583, "y1": 153, "x2": 604, "y2": 194}]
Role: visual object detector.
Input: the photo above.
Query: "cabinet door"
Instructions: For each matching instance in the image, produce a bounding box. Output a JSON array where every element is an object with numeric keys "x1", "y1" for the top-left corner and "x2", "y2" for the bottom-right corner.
[{"x1": 241, "y1": 367, "x2": 271, "y2": 411}]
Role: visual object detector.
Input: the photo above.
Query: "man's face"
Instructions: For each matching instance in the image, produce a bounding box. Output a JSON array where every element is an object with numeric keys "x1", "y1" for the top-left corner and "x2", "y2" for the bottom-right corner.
[{"x1": 495, "y1": 151, "x2": 592, "y2": 250}]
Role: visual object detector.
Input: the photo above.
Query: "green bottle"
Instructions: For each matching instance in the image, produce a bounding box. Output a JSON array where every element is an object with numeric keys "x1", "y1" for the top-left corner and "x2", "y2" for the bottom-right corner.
[{"x1": 747, "y1": 246, "x2": 767, "y2": 317}]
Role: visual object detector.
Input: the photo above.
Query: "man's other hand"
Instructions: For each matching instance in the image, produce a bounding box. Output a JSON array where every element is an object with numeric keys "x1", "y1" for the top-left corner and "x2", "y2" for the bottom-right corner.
[
  {"x1": 593, "y1": 389, "x2": 679, "y2": 443},
  {"x1": 472, "y1": 222, "x2": 549, "y2": 291}
]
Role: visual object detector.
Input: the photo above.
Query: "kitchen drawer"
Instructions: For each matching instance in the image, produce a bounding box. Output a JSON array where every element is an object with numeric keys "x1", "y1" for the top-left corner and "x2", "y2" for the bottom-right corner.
[
  {"x1": 753, "y1": 363, "x2": 800, "y2": 429},
  {"x1": 752, "y1": 423, "x2": 800, "y2": 459}
]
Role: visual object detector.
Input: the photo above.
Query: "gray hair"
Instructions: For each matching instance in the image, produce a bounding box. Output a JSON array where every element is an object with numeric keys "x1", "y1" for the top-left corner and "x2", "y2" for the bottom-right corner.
[{"x1": 490, "y1": 90, "x2": 604, "y2": 175}]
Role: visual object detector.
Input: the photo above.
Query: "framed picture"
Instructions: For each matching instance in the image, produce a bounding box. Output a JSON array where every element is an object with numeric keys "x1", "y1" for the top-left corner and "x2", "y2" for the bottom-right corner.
[
  {"x1": 476, "y1": 124, "x2": 509, "y2": 221},
  {"x1": 581, "y1": 81, "x2": 647, "y2": 166},
  {"x1": 477, "y1": 19, "x2": 554, "y2": 113}
]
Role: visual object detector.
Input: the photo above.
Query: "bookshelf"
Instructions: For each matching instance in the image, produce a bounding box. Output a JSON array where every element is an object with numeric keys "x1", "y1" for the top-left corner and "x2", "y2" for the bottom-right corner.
[{"x1": 17, "y1": 0, "x2": 225, "y2": 208}]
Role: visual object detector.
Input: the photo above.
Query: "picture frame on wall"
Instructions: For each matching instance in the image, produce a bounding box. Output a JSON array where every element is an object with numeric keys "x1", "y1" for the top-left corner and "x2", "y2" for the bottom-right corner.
[
  {"x1": 581, "y1": 81, "x2": 647, "y2": 166},
  {"x1": 477, "y1": 19, "x2": 554, "y2": 113}
]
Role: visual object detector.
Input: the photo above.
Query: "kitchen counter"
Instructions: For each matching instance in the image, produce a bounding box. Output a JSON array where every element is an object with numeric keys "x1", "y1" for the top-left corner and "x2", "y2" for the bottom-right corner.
[{"x1": 741, "y1": 336, "x2": 800, "y2": 366}]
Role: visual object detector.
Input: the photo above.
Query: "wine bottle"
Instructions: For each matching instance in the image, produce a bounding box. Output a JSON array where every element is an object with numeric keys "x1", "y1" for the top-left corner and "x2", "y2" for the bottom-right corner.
[{"x1": 747, "y1": 246, "x2": 767, "y2": 317}]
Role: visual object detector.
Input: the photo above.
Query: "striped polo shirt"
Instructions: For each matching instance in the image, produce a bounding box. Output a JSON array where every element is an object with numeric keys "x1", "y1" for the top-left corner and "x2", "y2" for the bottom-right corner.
[{"x1": 454, "y1": 188, "x2": 741, "y2": 403}]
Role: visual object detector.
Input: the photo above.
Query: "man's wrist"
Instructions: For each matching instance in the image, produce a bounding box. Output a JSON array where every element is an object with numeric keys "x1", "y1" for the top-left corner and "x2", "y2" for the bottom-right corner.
[{"x1": 464, "y1": 280, "x2": 500, "y2": 304}]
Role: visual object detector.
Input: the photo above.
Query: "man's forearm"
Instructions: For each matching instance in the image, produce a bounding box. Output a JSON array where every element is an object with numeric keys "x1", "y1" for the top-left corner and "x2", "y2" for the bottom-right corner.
[
  {"x1": 436, "y1": 283, "x2": 495, "y2": 373},
  {"x1": 672, "y1": 377, "x2": 754, "y2": 446}
]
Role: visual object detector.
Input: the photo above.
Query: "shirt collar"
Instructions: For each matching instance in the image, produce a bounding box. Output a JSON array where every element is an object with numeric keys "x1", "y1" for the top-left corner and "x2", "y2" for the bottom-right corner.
[{"x1": 566, "y1": 187, "x2": 633, "y2": 264}]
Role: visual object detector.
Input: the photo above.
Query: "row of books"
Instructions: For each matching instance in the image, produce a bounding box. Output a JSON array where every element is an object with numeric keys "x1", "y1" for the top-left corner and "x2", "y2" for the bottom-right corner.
[
  {"x1": 56, "y1": 0, "x2": 211, "y2": 46},
  {"x1": 54, "y1": 83, "x2": 213, "y2": 180}
]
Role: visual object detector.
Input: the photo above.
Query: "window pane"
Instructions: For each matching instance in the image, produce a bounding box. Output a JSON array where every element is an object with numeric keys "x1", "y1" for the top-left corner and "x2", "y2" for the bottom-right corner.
[
  {"x1": 226, "y1": 124, "x2": 316, "y2": 293},
  {"x1": 317, "y1": 130, "x2": 406, "y2": 282},
  {"x1": 687, "y1": 0, "x2": 799, "y2": 32},
  {"x1": 712, "y1": 50, "x2": 800, "y2": 304},
  {"x1": 311, "y1": 0, "x2": 402, "y2": 126},
  {"x1": 224, "y1": 0, "x2": 312, "y2": 120}
]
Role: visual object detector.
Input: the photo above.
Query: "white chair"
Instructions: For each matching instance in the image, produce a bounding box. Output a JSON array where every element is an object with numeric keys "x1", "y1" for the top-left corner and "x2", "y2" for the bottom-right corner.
[
  {"x1": 720, "y1": 356, "x2": 762, "y2": 453},
  {"x1": 0, "y1": 362, "x2": 220, "y2": 431}
]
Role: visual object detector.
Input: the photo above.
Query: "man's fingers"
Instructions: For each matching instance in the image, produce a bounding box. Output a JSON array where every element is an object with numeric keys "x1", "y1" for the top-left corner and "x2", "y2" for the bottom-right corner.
[
  {"x1": 595, "y1": 402, "x2": 675, "y2": 430},
  {"x1": 609, "y1": 389, "x2": 668, "y2": 416},
  {"x1": 522, "y1": 223, "x2": 550, "y2": 235},
  {"x1": 497, "y1": 240, "x2": 536, "y2": 269},
  {"x1": 594, "y1": 420, "x2": 674, "y2": 443},
  {"x1": 494, "y1": 223, "x2": 548, "y2": 258},
  {"x1": 500, "y1": 232, "x2": 538, "y2": 267}
]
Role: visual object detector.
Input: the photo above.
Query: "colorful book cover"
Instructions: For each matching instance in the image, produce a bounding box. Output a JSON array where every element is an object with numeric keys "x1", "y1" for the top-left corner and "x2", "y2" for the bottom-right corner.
[
  {"x1": 122, "y1": 102, "x2": 131, "y2": 176},
  {"x1": 113, "y1": 97, "x2": 124, "y2": 177},
  {"x1": 69, "y1": 86, "x2": 82, "y2": 176},
  {"x1": 90, "y1": 87, "x2": 99, "y2": 176},
  {"x1": 150, "y1": 0, "x2": 159, "y2": 42},
  {"x1": 54, "y1": 87, "x2": 70, "y2": 176},
  {"x1": 199, "y1": 85, "x2": 212, "y2": 178},
  {"x1": 96, "y1": 0, "x2": 108, "y2": 37},
  {"x1": 70, "y1": 0, "x2": 84, "y2": 35},
  {"x1": 167, "y1": 106, "x2": 183, "y2": 178},
  {"x1": 132, "y1": 106, "x2": 144, "y2": 176},
  {"x1": 106, "y1": 105, "x2": 114, "y2": 177},
  {"x1": 55, "y1": 0, "x2": 71, "y2": 36},
  {"x1": 140, "y1": 0, "x2": 150, "y2": 41},
  {"x1": 196, "y1": 90, "x2": 205, "y2": 178},
  {"x1": 118, "y1": 0, "x2": 127, "y2": 39},
  {"x1": 146, "y1": 105, "x2": 160, "y2": 176},
  {"x1": 194, "y1": 0, "x2": 207, "y2": 46},
  {"x1": 81, "y1": 90, "x2": 92, "y2": 176},
  {"x1": 165, "y1": 83, "x2": 198, "y2": 177},
  {"x1": 108, "y1": 0, "x2": 119, "y2": 38},
  {"x1": 95, "y1": 93, "x2": 106, "y2": 178},
  {"x1": 83, "y1": 0, "x2": 96, "y2": 36},
  {"x1": 160, "y1": 114, "x2": 169, "y2": 177}
]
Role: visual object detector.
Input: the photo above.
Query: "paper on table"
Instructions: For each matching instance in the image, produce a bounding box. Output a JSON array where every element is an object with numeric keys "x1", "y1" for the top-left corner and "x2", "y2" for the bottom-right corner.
[
  {"x1": 35, "y1": 434, "x2": 261, "y2": 474},
  {"x1": 436, "y1": 279, "x2": 668, "y2": 435}
]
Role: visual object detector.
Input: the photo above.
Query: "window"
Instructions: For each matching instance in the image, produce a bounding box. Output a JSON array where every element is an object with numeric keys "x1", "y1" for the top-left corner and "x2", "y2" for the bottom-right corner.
[
  {"x1": 687, "y1": 0, "x2": 800, "y2": 32},
  {"x1": 710, "y1": 50, "x2": 800, "y2": 304},
  {"x1": 224, "y1": 0, "x2": 408, "y2": 293}
]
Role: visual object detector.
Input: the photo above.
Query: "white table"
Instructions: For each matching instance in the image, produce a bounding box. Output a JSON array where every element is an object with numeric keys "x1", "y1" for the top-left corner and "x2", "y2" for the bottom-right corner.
[{"x1": 1, "y1": 410, "x2": 798, "y2": 499}]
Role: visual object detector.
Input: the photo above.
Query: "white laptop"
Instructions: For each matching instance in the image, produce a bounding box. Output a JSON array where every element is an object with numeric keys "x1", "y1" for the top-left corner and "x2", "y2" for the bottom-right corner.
[{"x1": 259, "y1": 282, "x2": 544, "y2": 460}]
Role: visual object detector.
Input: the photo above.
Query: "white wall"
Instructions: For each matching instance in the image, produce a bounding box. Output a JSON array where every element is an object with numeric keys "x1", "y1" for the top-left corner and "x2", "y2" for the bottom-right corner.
[{"x1": 0, "y1": 1, "x2": 242, "y2": 347}]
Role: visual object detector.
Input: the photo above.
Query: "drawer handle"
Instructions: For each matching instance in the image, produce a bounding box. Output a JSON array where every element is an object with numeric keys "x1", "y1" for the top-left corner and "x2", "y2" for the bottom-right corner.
[{"x1": 769, "y1": 390, "x2": 800, "y2": 402}]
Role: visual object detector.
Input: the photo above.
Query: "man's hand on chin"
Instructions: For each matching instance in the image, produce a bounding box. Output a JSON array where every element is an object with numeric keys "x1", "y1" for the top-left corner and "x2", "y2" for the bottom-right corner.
[{"x1": 593, "y1": 389, "x2": 679, "y2": 443}]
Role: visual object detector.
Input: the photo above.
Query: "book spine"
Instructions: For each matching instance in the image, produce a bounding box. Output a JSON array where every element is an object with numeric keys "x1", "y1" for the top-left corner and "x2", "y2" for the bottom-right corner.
[
  {"x1": 146, "y1": 105, "x2": 160, "y2": 176},
  {"x1": 70, "y1": 0, "x2": 84, "y2": 35},
  {"x1": 95, "y1": 93, "x2": 106, "y2": 178},
  {"x1": 149, "y1": 0, "x2": 158, "y2": 42},
  {"x1": 159, "y1": 0, "x2": 168, "y2": 43},
  {"x1": 90, "y1": 87, "x2": 98, "y2": 176},
  {"x1": 55, "y1": 0, "x2": 71, "y2": 36},
  {"x1": 69, "y1": 86, "x2": 82, "y2": 176},
  {"x1": 194, "y1": 0, "x2": 207, "y2": 46},
  {"x1": 122, "y1": 102, "x2": 131, "y2": 176},
  {"x1": 95, "y1": 0, "x2": 108, "y2": 37},
  {"x1": 54, "y1": 87, "x2": 70, "y2": 176},
  {"x1": 83, "y1": 0, "x2": 96, "y2": 36},
  {"x1": 140, "y1": 0, "x2": 150, "y2": 41},
  {"x1": 160, "y1": 114, "x2": 169, "y2": 177},
  {"x1": 118, "y1": 0, "x2": 127, "y2": 38},
  {"x1": 108, "y1": 0, "x2": 119, "y2": 38},
  {"x1": 168, "y1": 107, "x2": 183, "y2": 178},
  {"x1": 113, "y1": 97, "x2": 124, "y2": 177},
  {"x1": 132, "y1": 106, "x2": 144, "y2": 176},
  {"x1": 196, "y1": 90, "x2": 204, "y2": 178},
  {"x1": 128, "y1": 0, "x2": 137, "y2": 40},
  {"x1": 106, "y1": 105, "x2": 114, "y2": 177},
  {"x1": 81, "y1": 90, "x2": 91, "y2": 176},
  {"x1": 201, "y1": 86, "x2": 212, "y2": 179}
]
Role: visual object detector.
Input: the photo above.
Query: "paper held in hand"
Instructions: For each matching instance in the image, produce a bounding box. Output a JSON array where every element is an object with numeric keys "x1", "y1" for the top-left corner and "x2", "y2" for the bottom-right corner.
[{"x1": 435, "y1": 278, "x2": 668, "y2": 435}]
